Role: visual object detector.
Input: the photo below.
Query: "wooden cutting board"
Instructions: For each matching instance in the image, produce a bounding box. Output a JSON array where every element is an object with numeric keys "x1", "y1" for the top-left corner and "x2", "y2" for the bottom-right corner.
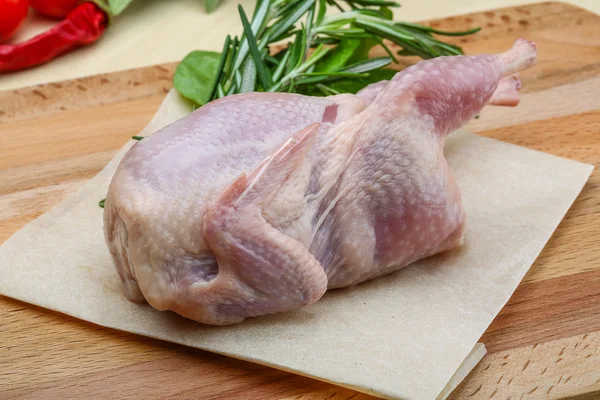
[{"x1": 1, "y1": 2, "x2": 599, "y2": 399}]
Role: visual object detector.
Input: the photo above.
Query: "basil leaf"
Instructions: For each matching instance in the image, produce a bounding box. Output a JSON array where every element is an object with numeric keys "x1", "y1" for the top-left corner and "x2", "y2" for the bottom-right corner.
[
  {"x1": 204, "y1": 0, "x2": 223, "y2": 13},
  {"x1": 314, "y1": 39, "x2": 361, "y2": 73},
  {"x1": 107, "y1": 0, "x2": 135, "y2": 16},
  {"x1": 308, "y1": 36, "x2": 378, "y2": 76},
  {"x1": 347, "y1": 37, "x2": 377, "y2": 65},
  {"x1": 174, "y1": 51, "x2": 222, "y2": 106}
]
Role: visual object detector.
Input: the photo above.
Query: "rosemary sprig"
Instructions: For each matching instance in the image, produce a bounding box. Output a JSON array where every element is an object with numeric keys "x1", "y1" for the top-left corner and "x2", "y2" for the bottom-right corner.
[{"x1": 173, "y1": 0, "x2": 480, "y2": 106}]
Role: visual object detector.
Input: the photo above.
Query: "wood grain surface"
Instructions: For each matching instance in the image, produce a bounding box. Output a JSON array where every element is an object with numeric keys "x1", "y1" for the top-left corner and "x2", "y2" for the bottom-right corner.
[{"x1": 1, "y1": 2, "x2": 599, "y2": 399}]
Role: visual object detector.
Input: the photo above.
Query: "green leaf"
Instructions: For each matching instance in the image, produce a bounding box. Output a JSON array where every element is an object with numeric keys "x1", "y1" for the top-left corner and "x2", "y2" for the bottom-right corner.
[
  {"x1": 378, "y1": 6, "x2": 394, "y2": 20},
  {"x1": 299, "y1": 71, "x2": 369, "y2": 78},
  {"x1": 394, "y1": 22, "x2": 481, "y2": 37},
  {"x1": 226, "y1": 82, "x2": 237, "y2": 95},
  {"x1": 272, "y1": 49, "x2": 291, "y2": 82},
  {"x1": 208, "y1": 35, "x2": 232, "y2": 101},
  {"x1": 328, "y1": 0, "x2": 345, "y2": 12},
  {"x1": 240, "y1": 56, "x2": 257, "y2": 93},
  {"x1": 350, "y1": 0, "x2": 399, "y2": 7},
  {"x1": 251, "y1": 0, "x2": 271, "y2": 25},
  {"x1": 239, "y1": 5, "x2": 272, "y2": 89},
  {"x1": 234, "y1": 70, "x2": 242, "y2": 88},
  {"x1": 174, "y1": 51, "x2": 222, "y2": 105},
  {"x1": 286, "y1": 32, "x2": 303, "y2": 75},
  {"x1": 355, "y1": 18, "x2": 415, "y2": 42},
  {"x1": 270, "y1": 0, "x2": 316, "y2": 41},
  {"x1": 172, "y1": 0, "x2": 479, "y2": 103},
  {"x1": 107, "y1": 0, "x2": 135, "y2": 16},
  {"x1": 293, "y1": 25, "x2": 308, "y2": 70},
  {"x1": 98, "y1": 199, "x2": 105, "y2": 208},
  {"x1": 316, "y1": 0, "x2": 327, "y2": 25},
  {"x1": 372, "y1": 36, "x2": 398, "y2": 62},
  {"x1": 217, "y1": 84, "x2": 226, "y2": 98},
  {"x1": 313, "y1": 37, "x2": 340, "y2": 45},
  {"x1": 288, "y1": 77, "x2": 296, "y2": 93},
  {"x1": 434, "y1": 41, "x2": 464, "y2": 55},
  {"x1": 397, "y1": 49, "x2": 414, "y2": 56},
  {"x1": 316, "y1": 83, "x2": 341, "y2": 95},
  {"x1": 204, "y1": 0, "x2": 223, "y2": 13},
  {"x1": 299, "y1": 68, "x2": 396, "y2": 95},
  {"x1": 341, "y1": 56, "x2": 392, "y2": 73},
  {"x1": 299, "y1": 44, "x2": 330, "y2": 71},
  {"x1": 278, "y1": 0, "x2": 306, "y2": 17},
  {"x1": 295, "y1": 69, "x2": 367, "y2": 85},
  {"x1": 355, "y1": 18, "x2": 433, "y2": 59},
  {"x1": 315, "y1": 39, "x2": 361, "y2": 73},
  {"x1": 333, "y1": 67, "x2": 396, "y2": 91},
  {"x1": 232, "y1": 0, "x2": 271, "y2": 72},
  {"x1": 305, "y1": 4, "x2": 315, "y2": 38},
  {"x1": 347, "y1": 37, "x2": 377, "y2": 64},
  {"x1": 265, "y1": 55, "x2": 280, "y2": 65},
  {"x1": 318, "y1": 29, "x2": 371, "y2": 39}
]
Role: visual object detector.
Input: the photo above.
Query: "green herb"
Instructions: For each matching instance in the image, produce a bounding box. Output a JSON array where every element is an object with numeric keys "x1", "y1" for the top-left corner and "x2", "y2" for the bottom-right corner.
[
  {"x1": 174, "y1": 0, "x2": 479, "y2": 104},
  {"x1": 107, "y1": 0, "x2": 135, "y2": 16},
  {"x1": 204, "y1": 0, "x2": 223, "y2": 13},
  {"x1": 99, "y1": 199, "x2": 105, "y2": 208},
  {"x1": 132, "y1": 136, "x2": 144, "y2": 140},
  {"x1": 89, "y1": 0, "x2": 135, "y2": 18},
  {"x1": 238, "y1": 5, "x2": 273, "y2": 89},
  {"x1": 173, "y1": 51, "x2": 222, "y2": 106}
]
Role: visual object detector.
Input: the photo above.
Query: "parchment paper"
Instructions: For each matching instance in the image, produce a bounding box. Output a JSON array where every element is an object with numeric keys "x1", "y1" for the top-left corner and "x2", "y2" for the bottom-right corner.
[{"x1": 0, "y1": 90, "x2": 593, "y2": 400}]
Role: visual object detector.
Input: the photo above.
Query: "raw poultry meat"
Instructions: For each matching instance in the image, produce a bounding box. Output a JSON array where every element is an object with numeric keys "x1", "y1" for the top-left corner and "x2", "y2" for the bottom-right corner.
[{"x1": 104, "y1": 39, "x2": 537, "y2": 325}]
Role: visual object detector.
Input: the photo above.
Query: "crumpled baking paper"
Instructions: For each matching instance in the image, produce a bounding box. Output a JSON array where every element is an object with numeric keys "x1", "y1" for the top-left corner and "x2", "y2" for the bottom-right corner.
[{"x1": 0, "y1": 90, "x2": 593, "y2": 400}]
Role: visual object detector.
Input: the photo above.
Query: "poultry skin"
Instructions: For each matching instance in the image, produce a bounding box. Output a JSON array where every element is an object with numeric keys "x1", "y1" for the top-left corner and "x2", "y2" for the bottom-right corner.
[{"x1": 104, "y1": 39, "x2": 537, "y2": 325}]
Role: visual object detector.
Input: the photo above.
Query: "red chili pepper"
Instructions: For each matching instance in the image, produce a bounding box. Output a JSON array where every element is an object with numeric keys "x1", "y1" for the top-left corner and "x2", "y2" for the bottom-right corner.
[{"x1": 0, "y1": 2, "x2": 108, "y2": 73}]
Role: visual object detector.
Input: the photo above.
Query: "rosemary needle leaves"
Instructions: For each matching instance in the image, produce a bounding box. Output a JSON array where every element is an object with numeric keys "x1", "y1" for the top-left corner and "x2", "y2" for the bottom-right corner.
[{"x1": 174, "y1": 0, "x2": 480, "y2": 105}]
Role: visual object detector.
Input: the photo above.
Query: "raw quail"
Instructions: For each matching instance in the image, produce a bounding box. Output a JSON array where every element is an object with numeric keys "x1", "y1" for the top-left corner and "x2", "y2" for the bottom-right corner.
[{"x1": 104, "y1": 38, "x2": 537, "y2": 325}]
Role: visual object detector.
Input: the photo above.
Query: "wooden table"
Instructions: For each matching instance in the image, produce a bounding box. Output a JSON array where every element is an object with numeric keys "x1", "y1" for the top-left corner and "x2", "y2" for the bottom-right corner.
[{"x1": 1, "y1": 3, "x2": 599, "y2": 399}]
